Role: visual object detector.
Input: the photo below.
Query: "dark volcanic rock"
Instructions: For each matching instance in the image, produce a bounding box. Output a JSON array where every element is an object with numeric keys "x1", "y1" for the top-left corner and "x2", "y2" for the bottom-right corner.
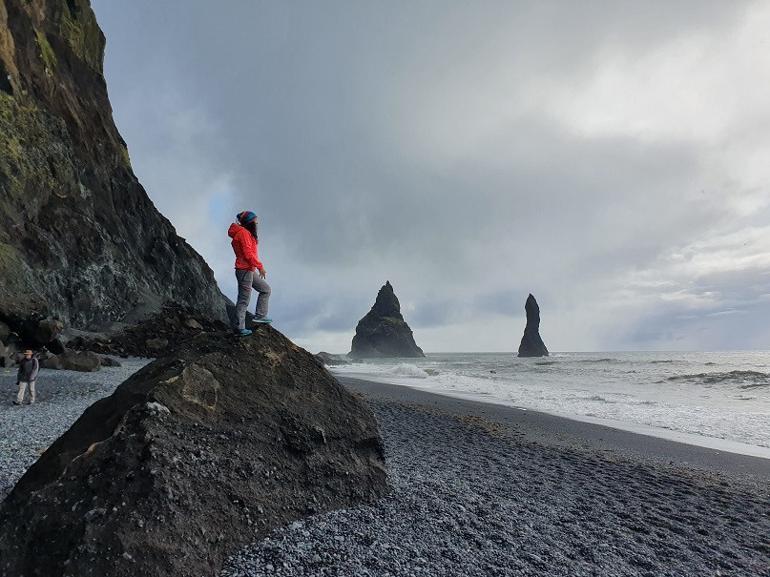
[
  {"x1": 0, "y1": 326, "x2": 387, "y2": 577},
  {"x1": 70, "y1": 303, "x2": 231, "y2": 358},
  {"x1": 40, "y1": 348, "x2": 101, "y2": 372},
  {"x1": 350, "y1": 281, "x2": 424, "y2": 359},
  {"x1": 0, "y1": 333, "x2": 20, "y2": 367},
  {"x1": 0, "y1": 0, "x2": 227, "y2": 340},
  {"x1": 316, "y1": 351, "x2": 351, "y2": 366},
  {"x1": 32, "y1": 317, "x2": 64, "y2": 344},
  {"x1": 517, "y1": 293, "x2": 549, "y2": 357},
  {"x1": 98, "y1": 354, "x2": 121, "y2": 367}
]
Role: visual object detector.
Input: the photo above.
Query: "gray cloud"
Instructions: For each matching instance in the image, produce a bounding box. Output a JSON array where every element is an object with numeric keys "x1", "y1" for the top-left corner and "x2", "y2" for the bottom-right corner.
[{"x1": 92, "y1": 0, "x2": 770, "y2": 352}]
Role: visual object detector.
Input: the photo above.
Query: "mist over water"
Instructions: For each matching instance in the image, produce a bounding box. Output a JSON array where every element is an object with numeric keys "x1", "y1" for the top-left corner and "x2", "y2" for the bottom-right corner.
[{"x1": 333, "y1": 351, "x2": 770, "y2": 451}]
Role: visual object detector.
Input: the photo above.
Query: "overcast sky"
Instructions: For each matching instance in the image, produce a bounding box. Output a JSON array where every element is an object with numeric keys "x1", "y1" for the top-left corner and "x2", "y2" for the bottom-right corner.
[{"x1": 91, "y1": 0, "x2": 770, "y2": 353}]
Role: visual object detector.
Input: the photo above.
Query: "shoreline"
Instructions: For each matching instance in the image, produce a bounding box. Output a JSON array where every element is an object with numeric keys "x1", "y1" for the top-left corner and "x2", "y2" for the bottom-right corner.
[
  {"x1": 224, "y1": 376, "x2": 770, "y2": 576},
  {"x1": 3, "y1": 363, "x2": 769, "y2": 575},
  {"x1": 339, "y1": 376, "x2": 770, "y2": 480},
  {"x1": 331, "y1": 351, "x2": 770, "y2": 458}
]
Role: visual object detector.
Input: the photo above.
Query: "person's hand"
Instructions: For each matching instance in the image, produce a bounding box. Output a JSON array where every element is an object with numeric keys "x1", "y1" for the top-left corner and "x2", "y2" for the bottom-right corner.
[{"x1": 259, "y1": 268, "x2": 266, "y2": 279}]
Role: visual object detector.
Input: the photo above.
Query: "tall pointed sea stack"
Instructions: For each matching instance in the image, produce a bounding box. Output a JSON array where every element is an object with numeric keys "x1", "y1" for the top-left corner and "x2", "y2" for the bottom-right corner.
[
  {"x1": 0, "y1": 0, "x2": 226, "y2": 335},
  {"x1": 517, "y1": 293, "x2": 549, "y2": 357},
  {"x1": 350, "y1": 281, "x2": 424, "y2": 358}
]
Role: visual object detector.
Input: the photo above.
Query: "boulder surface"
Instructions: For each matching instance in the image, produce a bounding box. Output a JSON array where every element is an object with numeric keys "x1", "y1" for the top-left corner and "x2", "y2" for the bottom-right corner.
[
  {"x1": 0, "y1": 326, "x2": 387, "y2": 577},
  {"x1": 69, "y1": 303, "x2": 229, "y2": 358},
  {"x1": 40, "y1": 348, "x2": 101, "y2": 372},
  {"x1": 517, "y1": 293, "x2": 549, "y2": 357},
  {"x1": 350, "y1": 281, "x2": 424, "y2": 358}
]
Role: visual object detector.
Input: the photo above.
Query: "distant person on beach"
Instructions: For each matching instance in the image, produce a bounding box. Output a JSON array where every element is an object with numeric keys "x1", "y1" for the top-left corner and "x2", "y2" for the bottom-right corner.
[
  {"x1": 14, "y1": 349, "x2": 39, "y2": 405},
  {"x1": 229, "y1": 210, "x2": 271, "y2": 336}
]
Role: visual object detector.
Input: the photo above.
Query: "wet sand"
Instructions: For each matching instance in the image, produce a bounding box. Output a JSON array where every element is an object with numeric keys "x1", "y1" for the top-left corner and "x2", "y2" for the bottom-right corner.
[{"x1": 340, "y1": 377, "x2": 770, "y2": 481}]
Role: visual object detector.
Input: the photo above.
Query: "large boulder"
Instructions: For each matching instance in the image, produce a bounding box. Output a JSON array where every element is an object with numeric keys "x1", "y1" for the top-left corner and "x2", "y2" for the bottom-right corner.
[
  {"x1": 98, "y1": 354, "x2": 122, "y2": 367},
  {"x1": 350, "y1": 281, "x2": 425, "y2": 358},
  {"x1": 0, "y1": 0, "x2": 228, "y2": 333},
  {"x1": 0, "y1": 326, "x2": 387, "y2": 577},
  {"x1": 40, "y1": 349, "x2": 101, "y2": 372},
  {"x1": 0, "y1": 334, "x2": 20, "y2": 367},
  {"x1": 517, "y1": 293, "x2": 549, "y2": 357},
  {"x1": 32, "y1": 317, "x2": 64, "y2": 344}
]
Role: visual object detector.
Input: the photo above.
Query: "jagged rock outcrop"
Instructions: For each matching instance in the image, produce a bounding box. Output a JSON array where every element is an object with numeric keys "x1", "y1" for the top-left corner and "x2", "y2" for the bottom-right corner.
[
  {"x1": 0, "y1": 326, "x2": 388, "y2": 577},
  {"x1": 316, "y1": 351, "x2": 351, "y2": 366},
  {"x1": 0, "y1": 0, "x2": 227, "y2": 343},
  {"x1": 350, "y1": 281, "x2": 424, "y2": 358},
  {"x1": 40, "y1": 348, "x2": 101, "y2": 371},
  {"x1": 517, "y1": 293, "x2": 549, "y2": 357},
  {"x1": 69, "y1": 303, "x2": 230, "y2": 358}
]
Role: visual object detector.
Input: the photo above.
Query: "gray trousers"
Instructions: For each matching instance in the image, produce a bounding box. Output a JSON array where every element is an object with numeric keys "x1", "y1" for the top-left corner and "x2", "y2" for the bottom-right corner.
[{"x1": 235, "y1": 269, "x2": 271, "y2": 330}]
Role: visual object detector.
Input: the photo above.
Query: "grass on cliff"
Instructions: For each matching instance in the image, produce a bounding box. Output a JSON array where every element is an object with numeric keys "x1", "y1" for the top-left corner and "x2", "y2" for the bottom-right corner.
[
  {"x1": 60, "y1": 0, "x2": 103, "y2": 71},
  {"x1": 0, "y1": 92, "x2": 77, "y2": 206},
  {"x1": 34, "y1": 30, "x2": 57, "y2": 72}
]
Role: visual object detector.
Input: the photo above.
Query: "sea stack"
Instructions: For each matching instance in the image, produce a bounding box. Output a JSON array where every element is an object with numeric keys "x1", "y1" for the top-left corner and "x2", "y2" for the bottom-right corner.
[
  {"x1": 350, "y1": 281, "x2": 425, "y2": 358},
  {"x1": 517, "y1": 293, "x2": 549, "y2": 357}
]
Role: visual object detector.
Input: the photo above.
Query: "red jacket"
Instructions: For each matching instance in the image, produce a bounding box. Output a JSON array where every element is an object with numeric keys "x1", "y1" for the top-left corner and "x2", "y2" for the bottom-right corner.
[{"x1": 228, "y1": 223, "x2": 264, "y2": 271}]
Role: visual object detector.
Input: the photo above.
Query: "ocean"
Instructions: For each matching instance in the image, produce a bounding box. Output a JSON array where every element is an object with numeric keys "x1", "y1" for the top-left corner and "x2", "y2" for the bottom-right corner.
[{"x1": 331, "y1": 351, "x2": 770, "y2": 457}]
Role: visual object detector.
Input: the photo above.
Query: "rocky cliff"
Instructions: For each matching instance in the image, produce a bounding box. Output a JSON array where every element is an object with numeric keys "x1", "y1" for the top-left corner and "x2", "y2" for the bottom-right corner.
[
  {"x1": 0, "y1": 0, "x2": 226, "y2": 336},
  {"x1": 0, "y1": 326, "x2": 387, "y2": 577},
  {"x1": 517, "y1": 293, "x2": 549, "y2": 357},
  {"x1": 350, "y1": 281, "x2": 424, "y2": 358}
]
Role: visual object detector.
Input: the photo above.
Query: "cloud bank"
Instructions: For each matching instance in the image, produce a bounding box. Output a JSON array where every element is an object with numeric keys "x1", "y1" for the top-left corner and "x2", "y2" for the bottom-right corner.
[{"x1": 92, "y1": 0, "x2": 770, "y2": 352}]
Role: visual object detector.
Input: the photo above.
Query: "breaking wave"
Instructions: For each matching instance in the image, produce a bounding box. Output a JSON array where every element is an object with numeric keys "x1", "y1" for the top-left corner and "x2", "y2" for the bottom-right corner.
[
  {"x1": 667, "y1": 370, "x2": 770, "y2": 389},
  {"x1": 384, "y1": 363, "x2": 431, "y2": 379}
]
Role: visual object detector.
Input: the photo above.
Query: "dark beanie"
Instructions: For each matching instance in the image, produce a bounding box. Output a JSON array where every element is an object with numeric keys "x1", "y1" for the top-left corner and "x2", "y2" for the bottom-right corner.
[{"x1": 237, "y1": 211, "x2": 257, "y2": 224}]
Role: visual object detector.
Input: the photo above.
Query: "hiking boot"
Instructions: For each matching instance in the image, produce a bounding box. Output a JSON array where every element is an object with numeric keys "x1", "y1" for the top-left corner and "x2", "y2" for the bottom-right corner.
[
  {"x1": 253, "y1": 317, "x2": 272, "y2": 324},
  {"x1": 12, "y1": 400, "x2": 21, "y2": 406},
  {"x1": 237, "y1": 328, "x2": 253, "y2": 336}
]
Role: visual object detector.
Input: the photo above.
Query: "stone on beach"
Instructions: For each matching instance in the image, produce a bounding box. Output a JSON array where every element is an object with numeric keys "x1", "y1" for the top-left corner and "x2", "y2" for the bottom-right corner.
[
  {"x1": 0, "y1": 336, "x2": 20, "y2": 368},
  {"x1": 40, "y1": 349, "x2": 102, "y2": 372},
  {"x1": 99, "y1": 355, "x2": 122, "y2": 367},
  {"x1": 517, "y1": 293, "x2": 549, "y2": 357},
  {"x1": 350, "y1": 281, "x2": 424, "y2": 358},
  {"x1": 0, "y1": 326, "x2": 387, "y2": 577},
  {"x1": 316, "y1": 351, "x2": 351, "y2": 366}
]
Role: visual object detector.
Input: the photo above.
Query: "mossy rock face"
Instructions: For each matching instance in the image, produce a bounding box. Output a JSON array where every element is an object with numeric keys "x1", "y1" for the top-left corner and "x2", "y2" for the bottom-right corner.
[
  {"x1": 34, "y1": 28, "x2": 56, "y2": 71},
  {"x1": 0, "y1": 1, "x2": 227, "y2": 336},
  {"x1": 59, "y1": 0, "x2": 103, "y2": 70}
]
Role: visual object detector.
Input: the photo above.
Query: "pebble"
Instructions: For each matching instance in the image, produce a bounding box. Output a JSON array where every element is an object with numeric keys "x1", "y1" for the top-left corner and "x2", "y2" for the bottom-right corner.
[
  {"x1": 219, "y1": 400, "x2": 770, "y2": 577},
  {"x1": 2, "y1": 364, "x2": 769, "y2": 577},
  {"x1": 0, "y1": 359, "x2": 150, "y2": 498}
]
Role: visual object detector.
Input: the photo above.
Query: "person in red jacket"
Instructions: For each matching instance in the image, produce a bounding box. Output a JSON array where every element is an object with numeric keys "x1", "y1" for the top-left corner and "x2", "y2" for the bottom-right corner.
[{"x1": 229, "y1": 211, "x2": 271, "y2": 335}]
